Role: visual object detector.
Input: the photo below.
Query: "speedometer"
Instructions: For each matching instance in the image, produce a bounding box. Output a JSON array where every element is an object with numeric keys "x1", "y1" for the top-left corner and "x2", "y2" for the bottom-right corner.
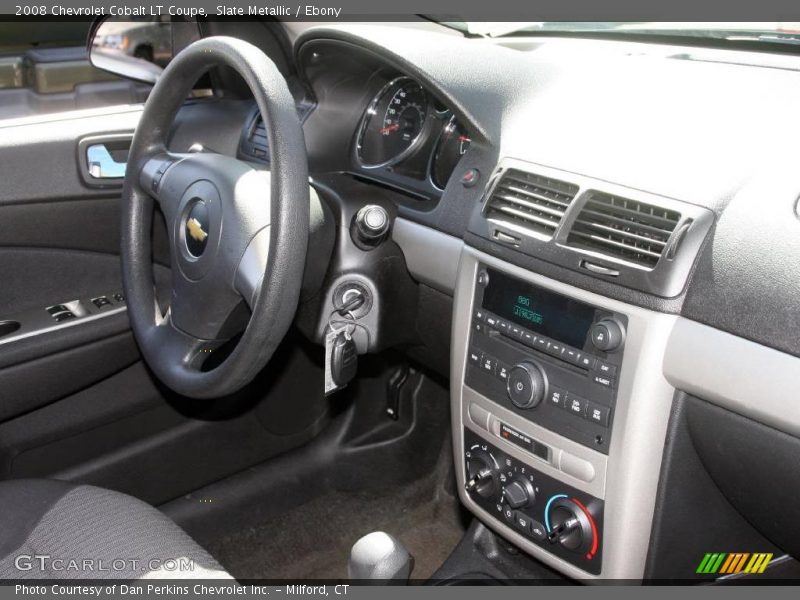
[{"x1": 356, "y1": 77, "x2": 429, "y2": 168}]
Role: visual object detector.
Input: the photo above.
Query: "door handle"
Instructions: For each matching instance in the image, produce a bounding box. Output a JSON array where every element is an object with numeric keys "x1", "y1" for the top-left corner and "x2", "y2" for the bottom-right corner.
[
  {"x1": 77, "y1": 133, "x2": 133, "y2": 188},
  {"x1": 86, "y1": 143, "x2": 127, "y2": 178}
]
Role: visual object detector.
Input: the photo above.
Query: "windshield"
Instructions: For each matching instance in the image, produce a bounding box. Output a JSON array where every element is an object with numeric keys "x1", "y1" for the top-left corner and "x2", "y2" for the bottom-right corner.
[{"x1": 436, "y1": 21, "x2": 800, "y2": 45}]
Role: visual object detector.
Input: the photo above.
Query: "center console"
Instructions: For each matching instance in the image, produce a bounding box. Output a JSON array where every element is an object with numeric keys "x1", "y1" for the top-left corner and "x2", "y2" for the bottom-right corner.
[
  {"x1": 452, "y1": 247, "x2": 679, "y2": 580},
  {"x1": 463, "y1": 266, "x2": 626, "y2": 575}
]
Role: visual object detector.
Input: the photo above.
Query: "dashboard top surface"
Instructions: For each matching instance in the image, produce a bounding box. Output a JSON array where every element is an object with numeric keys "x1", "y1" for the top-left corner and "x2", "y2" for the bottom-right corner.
[{"x1": 290, "y1": 24, "x2": 800, "y2": 357}]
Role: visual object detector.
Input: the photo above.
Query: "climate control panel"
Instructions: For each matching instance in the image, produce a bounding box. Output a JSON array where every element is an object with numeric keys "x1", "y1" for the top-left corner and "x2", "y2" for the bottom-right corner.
[{"x1": 463, "y1": 428, "x2": 603, "y2": 574}]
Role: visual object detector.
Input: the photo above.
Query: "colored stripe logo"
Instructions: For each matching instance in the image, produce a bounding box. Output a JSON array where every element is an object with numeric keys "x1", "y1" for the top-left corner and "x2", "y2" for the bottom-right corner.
[{"x1": 696, "y1": 552, "x2": 773, "y2": 575}]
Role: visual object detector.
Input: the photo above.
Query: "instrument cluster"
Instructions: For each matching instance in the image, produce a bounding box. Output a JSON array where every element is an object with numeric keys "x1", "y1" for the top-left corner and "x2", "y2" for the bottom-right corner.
[{"x1": 352, "y1": 75, "x2": 472, "y2": 198}]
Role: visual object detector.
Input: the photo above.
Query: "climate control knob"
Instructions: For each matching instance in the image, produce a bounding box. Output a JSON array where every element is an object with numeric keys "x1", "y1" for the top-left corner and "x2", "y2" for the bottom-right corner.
[
  {"x1": 546, "y1": 497, "x2": 599, "y2": 558},
  {"x1": 507, "y1": 361, "x2": 547, "y2": 409},
  {"x1": 502, "y1": 475, "x2": 536, "y2": 509},
  {"x1": 465, "y1": 449, "x2": 499, "y2": 499}
]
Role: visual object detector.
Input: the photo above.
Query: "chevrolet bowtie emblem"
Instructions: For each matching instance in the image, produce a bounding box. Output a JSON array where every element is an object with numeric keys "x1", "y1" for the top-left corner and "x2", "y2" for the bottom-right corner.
[{"x1": 187, "y1": 217, "x2": 208, "y2": 243}]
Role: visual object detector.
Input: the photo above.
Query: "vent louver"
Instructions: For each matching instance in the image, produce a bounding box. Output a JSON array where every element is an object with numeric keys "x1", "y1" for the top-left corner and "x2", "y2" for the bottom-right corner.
[
  {"x1": 567, "y1": 191, "x2": 681, "y2": 268},
  {"x1": 484, "y1": 169, "x2": 579, "y2": 239},
  {"x1": 249, "y1": 117, "x2": 268, "y2": 159},
  {"x1": 240, "y1": 115, "x2": 269, "y2": 162}
]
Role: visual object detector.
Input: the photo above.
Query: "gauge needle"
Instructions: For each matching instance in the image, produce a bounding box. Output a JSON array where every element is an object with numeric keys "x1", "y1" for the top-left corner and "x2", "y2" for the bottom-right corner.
[{"x1": 380, "y1": 124, "x2": 400, "y2": 134}]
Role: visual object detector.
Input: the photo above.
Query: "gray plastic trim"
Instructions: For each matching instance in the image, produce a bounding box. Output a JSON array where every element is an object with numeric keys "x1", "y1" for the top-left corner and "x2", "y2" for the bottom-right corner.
[
  {"x1": 452, "y1": 246, "x2": 678, "y2": 579},
  {"x1": 392, "y1": 217, "x2": 463, "y2": 295},
  {"x1": 664, "y1": 318, "x2": 800, "y2": 439},
  {"x1": 0, "y1": 295, "x2": 126, "y2": 347}
]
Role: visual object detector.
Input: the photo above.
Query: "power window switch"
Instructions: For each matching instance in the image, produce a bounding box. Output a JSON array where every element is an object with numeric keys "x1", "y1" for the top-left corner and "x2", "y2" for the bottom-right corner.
[
  {"x1": 47, "y1": 304, "x2": 69, "y2": 315},
  {"x1": 54, "y1": 312, "x2": 75, "y2": 322},
  {"x1": 92, "y1": 296, "x2": 111, "y2": 309},
  {"x1": 112, "y1": 293, "x2": 125, "y2": 303}
]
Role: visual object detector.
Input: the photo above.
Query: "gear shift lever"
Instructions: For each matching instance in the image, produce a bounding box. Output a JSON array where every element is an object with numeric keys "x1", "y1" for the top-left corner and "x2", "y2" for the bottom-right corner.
[{"x1": 347, "y1": 532, "x2": 414, "y2": 581}]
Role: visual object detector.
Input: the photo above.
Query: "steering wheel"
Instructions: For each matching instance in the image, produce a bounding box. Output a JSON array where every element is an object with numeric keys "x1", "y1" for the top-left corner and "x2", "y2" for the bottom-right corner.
[{"x1": 120, "y1": 37, "x2": 309, "y2": 399}]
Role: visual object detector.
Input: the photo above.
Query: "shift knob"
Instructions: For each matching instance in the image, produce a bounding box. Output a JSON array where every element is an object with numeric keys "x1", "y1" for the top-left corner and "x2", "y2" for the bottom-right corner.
[{"x1": 347, "y1": 532, "x2": 414, "y2": 580}]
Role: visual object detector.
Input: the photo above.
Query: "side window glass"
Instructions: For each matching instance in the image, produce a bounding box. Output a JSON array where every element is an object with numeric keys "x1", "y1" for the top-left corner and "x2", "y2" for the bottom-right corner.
[{"x1": 0, "y1": 21, "x2": 155, "y2": 121}]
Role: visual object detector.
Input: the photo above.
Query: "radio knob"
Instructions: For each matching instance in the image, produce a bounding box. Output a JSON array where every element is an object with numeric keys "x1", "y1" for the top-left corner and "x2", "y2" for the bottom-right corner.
[
  {"x1": 507, "y1": 361, "x2": 547, "y2": 409},
  {"x1": 590, "y1": 318, "x2": 625, "y2": 352}
]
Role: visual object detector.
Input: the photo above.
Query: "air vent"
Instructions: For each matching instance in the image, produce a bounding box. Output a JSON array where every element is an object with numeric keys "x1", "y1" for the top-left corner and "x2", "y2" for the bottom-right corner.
[
  {"x1": 240, "y1": 114, "x2": 270, "y2": 162},
  {"x1": 484, "y1": 169, "x2": 579, "y2": 239},
  {"x1": 249, "y1": 117, "x2": 268, "y2": 158},
  {"x1": 567, "y1": 191, "x2": 681, "y2": 269}
]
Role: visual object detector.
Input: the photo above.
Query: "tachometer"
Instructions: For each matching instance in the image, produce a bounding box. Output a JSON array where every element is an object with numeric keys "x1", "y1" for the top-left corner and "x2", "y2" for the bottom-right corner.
[{"x1": 356, "y1": 77, "x2": 429, "y2": 168}]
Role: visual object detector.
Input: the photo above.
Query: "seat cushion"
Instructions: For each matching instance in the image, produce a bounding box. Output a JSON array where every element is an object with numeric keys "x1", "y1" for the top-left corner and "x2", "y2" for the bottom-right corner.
[{"x1": 0, "y1": 479, "x2": 232, "y2": 579}]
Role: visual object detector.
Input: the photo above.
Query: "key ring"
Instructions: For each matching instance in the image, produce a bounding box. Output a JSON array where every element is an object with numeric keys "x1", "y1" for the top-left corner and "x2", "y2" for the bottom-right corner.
[{"x1": 328, "y1": 309, "x2": 357, "y2": 338}]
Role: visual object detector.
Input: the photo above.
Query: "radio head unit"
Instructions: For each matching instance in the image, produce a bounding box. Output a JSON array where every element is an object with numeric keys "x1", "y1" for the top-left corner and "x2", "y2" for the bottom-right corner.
[{"x1": 466, "y1": 267, "x2": 628, "y2": 453}]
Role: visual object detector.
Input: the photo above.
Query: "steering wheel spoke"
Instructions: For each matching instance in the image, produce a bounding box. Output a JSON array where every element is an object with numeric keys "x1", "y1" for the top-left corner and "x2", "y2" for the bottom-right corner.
[
  {"x1": 234, "y1": 226, "x2": 271, "y2": 309},
  {"x1": 148, "y1": 318, "x2": 224, "y2": 376},
  {"x1": 138, "y1": 152, "x2": 189, "y2": 222}
]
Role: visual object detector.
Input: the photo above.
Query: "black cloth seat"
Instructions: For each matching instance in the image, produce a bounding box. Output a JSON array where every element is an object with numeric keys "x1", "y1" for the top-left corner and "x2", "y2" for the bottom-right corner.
[{"x1": 0, "y1": 479, "x2": 232, "y2": 580}]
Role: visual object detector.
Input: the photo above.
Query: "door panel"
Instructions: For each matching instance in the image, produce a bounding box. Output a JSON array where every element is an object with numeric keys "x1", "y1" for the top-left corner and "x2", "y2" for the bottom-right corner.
[{"x1": 0, "y1": 101, "x2": 331, "y2": 503}]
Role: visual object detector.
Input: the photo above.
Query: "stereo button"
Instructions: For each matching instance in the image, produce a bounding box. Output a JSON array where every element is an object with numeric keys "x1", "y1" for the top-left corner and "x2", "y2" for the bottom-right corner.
[
  {"x1": 592, "y1": 374, "x2": 613, "y2": 388},
  {"x1": 595, "y1": 360, "x2": 617, "y2": 377},
  {"x1": 481, "y1": 356, "x2": 497, "y2": 375},
  {"x1": 496, "y1": 363, "x2": 510, "y2": 382},
  {"x1": 546, "y1": 387, "x2": 566, "y2": 409},
  {"x1": 534, "y1": 337, "x2": 549, "y2": 352},
  {"x1": 468, "y1": 348, "x2": 481, "y2": 365},
  {"x1": 576, "y1": 354, "x2": 596, "y2": 370},
  {"x1": 586, "y1": 401, "x2": 610, "y2": 427},
  {"x1": 521, "y1": 331, "x2": 536, "y2": 347},
  {"x1": 567, "y1": 396, "x2": 587, "y2": 417}
]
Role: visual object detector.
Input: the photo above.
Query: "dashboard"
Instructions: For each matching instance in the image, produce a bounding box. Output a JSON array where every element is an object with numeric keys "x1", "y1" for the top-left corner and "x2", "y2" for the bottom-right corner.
[
  {"x1": 287, "y1": 24, "x2": 800, "y2": 581},
  {"x1": 188, "y1": 21, "x2": 800, "y2": 581}
]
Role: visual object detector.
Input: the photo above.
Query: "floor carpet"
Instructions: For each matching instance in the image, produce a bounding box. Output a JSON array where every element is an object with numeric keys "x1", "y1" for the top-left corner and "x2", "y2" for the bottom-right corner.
[{"x1": 206, "y1": 463, "x2": 468, "y2": 580}]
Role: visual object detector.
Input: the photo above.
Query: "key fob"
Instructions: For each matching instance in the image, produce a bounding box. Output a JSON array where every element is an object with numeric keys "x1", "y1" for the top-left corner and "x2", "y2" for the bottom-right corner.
[{"x1": 331, "y1": 332, "x2": 358, "y2": 387}]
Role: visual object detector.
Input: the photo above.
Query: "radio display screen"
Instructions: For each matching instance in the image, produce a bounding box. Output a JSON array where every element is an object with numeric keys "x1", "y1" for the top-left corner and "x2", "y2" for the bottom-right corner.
[{"x1": 482, "y1": 269, "x2": 596, "y2": 349}]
